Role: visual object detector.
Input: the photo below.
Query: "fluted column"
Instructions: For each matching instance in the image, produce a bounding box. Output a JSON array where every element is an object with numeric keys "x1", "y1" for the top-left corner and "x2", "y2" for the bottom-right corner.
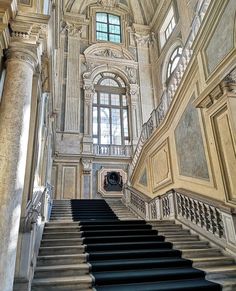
[
  {"x1": 64, "y1": 23, "x2": 82, "y2": 132},
  {"x1": 0, "y1": 43, "x2": 38, "y2": 291}
]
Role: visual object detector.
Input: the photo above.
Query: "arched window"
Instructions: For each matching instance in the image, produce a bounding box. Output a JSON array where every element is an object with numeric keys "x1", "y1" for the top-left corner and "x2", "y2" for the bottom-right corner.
[
  {"x1": 167, "y1": 46, "x2": 182, "y2": 80},
  {"x1": 93, "y1": 73, "x2": 129, "y2": 145}
]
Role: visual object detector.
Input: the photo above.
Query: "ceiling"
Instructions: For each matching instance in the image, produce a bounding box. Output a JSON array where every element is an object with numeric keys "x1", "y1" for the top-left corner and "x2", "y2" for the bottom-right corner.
[{"x1": 64, "y1": 0, "x2": 161, "y2": 25}]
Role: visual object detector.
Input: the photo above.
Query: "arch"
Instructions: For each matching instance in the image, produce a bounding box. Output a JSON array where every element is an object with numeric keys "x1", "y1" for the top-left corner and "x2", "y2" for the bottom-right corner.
[{"x1": 161, "y1": 39, "x2": 183, "y2": 88}]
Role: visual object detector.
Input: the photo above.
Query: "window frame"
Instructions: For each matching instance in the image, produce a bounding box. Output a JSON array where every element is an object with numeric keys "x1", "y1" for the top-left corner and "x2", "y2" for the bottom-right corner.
[
  {"x1": 92, "y1": 75, "x2": 129, "y2": 146},
  {"x1": 166, "y1": 46, "x2": 183, "y2": 81},
  {"x1": 96, "y1": 12, "x2": 122, "y2": 43},
  {"x1": 159, "y1": 5, "x2": 177, "y2": 48}
]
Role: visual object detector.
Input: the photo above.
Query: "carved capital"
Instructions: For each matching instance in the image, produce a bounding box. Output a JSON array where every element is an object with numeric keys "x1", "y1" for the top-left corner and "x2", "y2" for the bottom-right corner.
[
  {"x1": 6, "y1": 43, "x2": 38, "y2": 71},
  {"x1": 82, "y1": 158, "x2": 92, "y2": 174},
  {"x1": 135, "y1": 33, "x2": 152, "y2": 47},
  {"x1": 62, "y1": 21, "x2": 82, "y2": 37},
  {"x1": 126, "y1": 66, "x2": 137, "y2": 84},
  {"x1": 129, "y1": 84, "x2": 139, "y2": 96}
]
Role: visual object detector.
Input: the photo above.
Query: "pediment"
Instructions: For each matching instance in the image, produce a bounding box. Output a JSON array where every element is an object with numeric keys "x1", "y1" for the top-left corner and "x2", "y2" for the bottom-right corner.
[{"x1": 83, "y1": 43, "x2": 134, "y2": 60}]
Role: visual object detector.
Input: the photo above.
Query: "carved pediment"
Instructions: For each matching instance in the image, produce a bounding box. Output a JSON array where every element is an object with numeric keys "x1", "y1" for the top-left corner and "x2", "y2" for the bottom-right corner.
[{"x1": 84, "y1": 43, "x2": 134, "y2": 60}]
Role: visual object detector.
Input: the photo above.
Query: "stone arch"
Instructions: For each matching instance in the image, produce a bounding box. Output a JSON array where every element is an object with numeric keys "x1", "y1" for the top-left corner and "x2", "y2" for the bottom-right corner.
[{"x1": 161, "y1": 39, "x2": 183, "y2": 90}]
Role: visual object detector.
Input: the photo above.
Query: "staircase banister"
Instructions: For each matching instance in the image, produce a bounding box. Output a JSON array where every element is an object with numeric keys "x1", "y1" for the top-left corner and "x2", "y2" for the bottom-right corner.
[
  {"x1": 125, "y1": 184, "x2": 156, "y2": 203},
  {"x1": 173, "y1": 188, "x2": 235, "y2": 214}
]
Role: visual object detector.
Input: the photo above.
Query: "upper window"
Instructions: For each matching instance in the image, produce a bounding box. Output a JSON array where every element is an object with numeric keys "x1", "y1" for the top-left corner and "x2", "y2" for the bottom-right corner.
[
  {"x1": 160, "y1": 6, "x2": 176, "y2": 48},
  {"x1": 167, "y1": 46, "x2": 182, "y2": 80},
  {"x1": 96, "y1": 13, "x2": 121, "y2": 43}
]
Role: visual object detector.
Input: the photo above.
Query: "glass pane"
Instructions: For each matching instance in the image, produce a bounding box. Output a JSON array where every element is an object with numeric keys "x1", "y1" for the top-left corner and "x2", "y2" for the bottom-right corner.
[
  {"x1": 122, "y1": 95, "x2": 127, "y2": 106},
  {"x1": 96, "y1": 13, "x2": 108, "y2": 23},
  {"x1": 97, "y1": 32, "x2": 108, "y2": 41},
  {"x1": 111, "y1": 94, "x2": 120, "y2": 106},
  {"x1": 109, "y1": 24, "x2": 120, "y2": 34},
  {"x1": 93, "y1": 93, "x2": 97, "y2": 104},
  {"x1": 171, "y1": 56, "x2": 180, "y2": 73},
  {"x1": 93, "y1": 107, "x2": 98, "y2": 135},
  {"x1": 117, "y1": 77, "x2": 125, "y2": 87},
  {"x1": 93, "y1": 137, "x2": 98, "y2": 144},
  {"x1": 100, "y1": 93, "x2": 109, "y2": 105},
  {"x1": 100, "y1": 78, "x2": 119, "y2": 87},
  {"x1": 123, "y1": 109, "x2": 129, "y2": 137},
  {"x1": 108, "y1": 14, "x2": 120, "y2": 25},
  {"x1": 111, "y1": 108, "x2": 121, "y2": 145},
  {"x1": 100, "y1": 107, "x2": 110, "y2": 144},
  {"x1": 109, "y1": 34, "x2": 121, "y2": 43},
  {"x1": 96, "y1": 22, "x2": 108, "y2": 32}
]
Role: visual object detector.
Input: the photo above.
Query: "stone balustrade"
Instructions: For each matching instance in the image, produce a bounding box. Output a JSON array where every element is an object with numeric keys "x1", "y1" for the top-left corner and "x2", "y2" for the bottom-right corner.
[
  {"x1": 123, "y1": 186, "x2": 236, "y2": 253},
  {"x1": 93, "y1": 144, "x2": 132, "y2": 157},
  {"x1": 129, "y1": 0, "x2": 212, "y2": 176}
]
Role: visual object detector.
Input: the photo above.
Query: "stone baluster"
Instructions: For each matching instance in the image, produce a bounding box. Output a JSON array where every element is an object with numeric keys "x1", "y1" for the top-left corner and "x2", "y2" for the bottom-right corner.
[{"x1": 0, "y1": 42, "x2": 38, "y2": 291}]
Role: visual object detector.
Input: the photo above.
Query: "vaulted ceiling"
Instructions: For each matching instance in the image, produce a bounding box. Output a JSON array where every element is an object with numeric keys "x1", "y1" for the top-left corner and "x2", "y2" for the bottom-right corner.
[{"x1": 64, "y1": 0, "x2": 161, "y2": 25}]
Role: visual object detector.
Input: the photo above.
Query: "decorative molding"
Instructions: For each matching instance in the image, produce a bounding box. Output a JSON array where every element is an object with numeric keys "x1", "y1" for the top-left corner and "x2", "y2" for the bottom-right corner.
[
  {"x1": 81, "y1": 158, "x2": 92, "y2": 174},
  {"x1": 61, "y1": 21, "x2": 82, "y2": 37},
  {"x1": 126, "y1": 66, "x2": 137, "y2": 84},
  {"x1": 97, "y1": 0, "x2": 119, "y2": 9}
]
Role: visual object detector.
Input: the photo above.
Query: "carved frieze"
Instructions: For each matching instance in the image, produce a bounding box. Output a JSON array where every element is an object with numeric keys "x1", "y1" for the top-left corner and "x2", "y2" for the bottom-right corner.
[{"x1": 82, "y1": 158, "x2": 92, "y2": 174}]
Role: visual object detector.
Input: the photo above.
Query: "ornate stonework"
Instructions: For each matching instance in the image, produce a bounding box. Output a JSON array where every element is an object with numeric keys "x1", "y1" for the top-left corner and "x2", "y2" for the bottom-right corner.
[
  {"x1": 82, "y1": 158, "x2": 92, "y2": 174},
  {"x1": 97, "y1": 0, "x2": 119, "y2": 8}
]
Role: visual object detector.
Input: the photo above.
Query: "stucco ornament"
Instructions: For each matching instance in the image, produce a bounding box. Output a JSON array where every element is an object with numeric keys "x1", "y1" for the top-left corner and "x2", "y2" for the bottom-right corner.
[
  {"x1": 82, "y1": 158, "x2": 92, "y2": 173},
  {"x1": 97, "y1": 0, "x2": 118, "y2": 8}
]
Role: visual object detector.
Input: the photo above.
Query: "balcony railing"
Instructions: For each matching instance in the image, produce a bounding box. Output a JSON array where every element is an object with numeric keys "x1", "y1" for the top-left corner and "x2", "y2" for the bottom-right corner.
[
  {"x1": 93, "y1": 144, "x2": 132, "y2": 157},
  {"x1": 129, "y1": 0, "x2": 212, "y2": 176}
]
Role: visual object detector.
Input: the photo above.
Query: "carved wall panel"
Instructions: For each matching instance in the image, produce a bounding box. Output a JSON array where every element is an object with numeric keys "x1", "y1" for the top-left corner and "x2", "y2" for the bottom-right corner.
[
  {"x1": 174, "y1": 96, "x2": 209, "y2": 180},
  {"x1": 213, "y1": 106, "x2": 236, "y2": 204},
  {"x1": 205, "y1": 0, "x2": 236, "y2": 74},
  {"x1": 61, "y1": 166, "x2": 77, "y2": 199},
  {"x1": 150, "y1": 139, "x2": 172, "y2": 192}
]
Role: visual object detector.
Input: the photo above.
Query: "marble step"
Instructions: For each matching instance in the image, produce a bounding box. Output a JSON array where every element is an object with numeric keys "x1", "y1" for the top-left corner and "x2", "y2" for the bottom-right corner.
[
  {"x1": 205, "y1": 265, "x2": 236, "y2": 280},
  {"x1": 43, "y1": 232, "x2": 82, "y2": 239},
  {"x1": 44, "y1": 226, "x2": 81, "y2": 233},
  {"x1": 172, "y1": 241, "x2": 210, "y2": 249},
  {"x1": 39, "y1": 245, "x2": 84, "y2": 256},
  {"x1": 34, "y1": 264, "x2": 89, "y2": 279},
  {"x1": 37, "y1": 254, "x2": 87, "y2": 266},
  {"x1": 31, "y1": 275, "x2": 93, "y2": 291},
  {"x1": 181, "y1": 247, "x2": 222, "y2": 258},
  {"x1": 41, "y1": 238, "x2": 84, "y2": 247},
  {"x1": 192, "y1": 256, "x2": 235, "y2": 268}
]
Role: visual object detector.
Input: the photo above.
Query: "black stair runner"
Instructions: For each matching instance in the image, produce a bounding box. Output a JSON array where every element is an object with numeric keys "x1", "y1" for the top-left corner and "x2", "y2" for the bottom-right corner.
[{"x1": 72, "y1": 200, "x2": 222, "y2": 291}]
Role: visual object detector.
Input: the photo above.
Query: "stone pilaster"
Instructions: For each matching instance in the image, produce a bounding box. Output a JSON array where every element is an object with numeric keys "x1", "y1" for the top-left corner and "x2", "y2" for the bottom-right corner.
[
  {"x1": 0, "y1": 42, "x2": 38, "y2": 291},
  {"x1": 81, "y1": 158, "x2": 93, "y2": 199},
  {"x1": 82, "y1": 79, "x2": 94, "y2": 154},
  {"x1": 129, "y1": 83, "x2": 142, "y2": 147},
  {"x1": 64, "y1": 23, "x2": 82, "y2": 132}
]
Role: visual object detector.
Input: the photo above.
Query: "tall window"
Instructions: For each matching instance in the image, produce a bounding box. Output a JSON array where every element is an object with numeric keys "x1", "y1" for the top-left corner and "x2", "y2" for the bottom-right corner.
[
  {"x1": 167, "y1": 46, "x2": 182, "y2": 80},
  {"x1": 96, "y1": 13, "x2": 121, "y2": 43},
  {"x1": 93, "y1": 73, "x2": 129, "y2": 145},
  {"x1": 160, "y1": 6, "x2": 176, "y2": 48}
]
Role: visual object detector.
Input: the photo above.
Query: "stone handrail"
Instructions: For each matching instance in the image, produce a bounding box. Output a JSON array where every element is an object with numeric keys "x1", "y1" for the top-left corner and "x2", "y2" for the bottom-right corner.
[
  {"x1": 123, "y1": 186, "x2": 236, "y2": 252},
  {"x1": 129, "y1": 0, "x2": 212, "y2": 176}
]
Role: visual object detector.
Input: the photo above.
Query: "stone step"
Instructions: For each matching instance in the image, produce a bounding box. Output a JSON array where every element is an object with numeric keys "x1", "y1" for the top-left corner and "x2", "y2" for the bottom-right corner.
[
  {"x1": 34, "y1": 264, "x2": 89, "y2": 279},
  {"x1": 181, "y1": 247, "x2": 222, "y2": 258},
  {"x1": 41, "y1": 238, "x2": 84, "y2": 247},
  {"x1": 158, "y1": 229, "x2": 191, "y2": 235},
  {"x1": 172, "y1": 241, "x2": 210, "y2": 249},
  {"x1": 212, "y1": 278, "x2": 236, "y2": 291},
  {"x1": 204, "y1": 265, "x2": 236, "y2": 280},
  {"x1": 152, "y1": 226, "x2": 183, "y2": 231},
  {"x1": 39, "y1": 245, "x2": 84, "y2": 256},
  {"x1": 37, "y1": 254, "x2": 87, "y2": 266},
  {"x1": 163, "y1": 235, "x2": 200, "y2": 242},
  {"x1": 43, "y1": 232, "x2": 82, "y2": 239},
  {"x1": 44, "y1": 226, "x2": 81, "y2": 233},
  {"x1": 46, "y1": 222, "x2": 81, "y2": 227},
  {"x1": 31, "y1": 275, "x2": 92, "y2": 291},
  {"x1": 192, "y1": 256, "x2": 235, "y2": 268}
]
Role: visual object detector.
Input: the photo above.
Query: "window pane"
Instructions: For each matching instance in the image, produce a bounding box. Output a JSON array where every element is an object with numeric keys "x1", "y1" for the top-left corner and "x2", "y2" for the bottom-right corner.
[
  {"x1": 100, "y1": 78, "x2": 119, "y2": 87},
  {"x1": 97, "y1": 32, "x2": 108, "y2": 41},
  {"x1": 100, "y1": 107, "x2": 110, "y2": 144},
  {"x1": 123, "y1": 109, "x2": 129, "y2": 137},
  {"x1": 109, "y1": 24, "x2": 120, "y2": 34},
  {"x1": 93, "y1": 137, "x2": 98, "y2": 144},
  {"x1": 100, "y1": 93, "x2": 109, "y2": 105},
  {"x1": 96, "y1": 13, "x2": 108, "y2": 23},
  {"x1": 96, "y1": 22, "x2": 108, "y2": 32},
  {"x1": 93, "y1": 93, "x2": 97, "y2": 104},
  {"x1": 108, "y1": 14, "x2": 120, "y2": 25},
  {"x1": 111, "y1": 94, "x2": 120, "y2": 106},
  {"x1": 109, "y1": 34, "x2": 121, "y2": 43},
  {"x1": 111, "y1": 108, "x2": 121, "y2": 145},
  {"x1": 171, "y1": 56, "x2": 180, "y2": 73},
  {"x1": 93, "y1": 107, "x2": 98, "y2": 135},
  {"x1": 122, "y1": 95, "x2": 127, "y2": 106}
]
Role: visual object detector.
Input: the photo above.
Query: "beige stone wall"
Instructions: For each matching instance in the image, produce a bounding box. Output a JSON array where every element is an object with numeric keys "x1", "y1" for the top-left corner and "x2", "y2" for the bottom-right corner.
[{"x1": 132, "y1": 0, "x2": 236, "y2": 208}]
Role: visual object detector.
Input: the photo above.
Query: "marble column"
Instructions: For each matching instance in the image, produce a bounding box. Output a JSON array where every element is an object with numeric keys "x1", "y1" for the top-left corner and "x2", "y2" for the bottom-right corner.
[
  {"x1": 64, "y1": 23, "x2": 82, "y2": 132},
  {"x1": 0, "y1": 43, "x2": 38, "y2": 291}
]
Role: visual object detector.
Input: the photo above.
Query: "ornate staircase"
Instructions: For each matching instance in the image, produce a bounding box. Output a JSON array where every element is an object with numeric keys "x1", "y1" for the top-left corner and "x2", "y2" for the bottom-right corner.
[{"x1": 31, "y1": 199, "x2": 236, "y2": 291}]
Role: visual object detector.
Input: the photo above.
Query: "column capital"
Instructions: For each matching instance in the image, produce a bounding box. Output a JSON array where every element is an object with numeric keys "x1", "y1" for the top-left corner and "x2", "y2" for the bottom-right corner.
[
  {"x1": 6, "y1": 43, "x2": 38, "y2": 71},
  {"x1": 129, "y1": 83, "x2": 139, "y2": 97},
  {"x1": 81, "y1": 158, "x2": 93, "y2": 174}
]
